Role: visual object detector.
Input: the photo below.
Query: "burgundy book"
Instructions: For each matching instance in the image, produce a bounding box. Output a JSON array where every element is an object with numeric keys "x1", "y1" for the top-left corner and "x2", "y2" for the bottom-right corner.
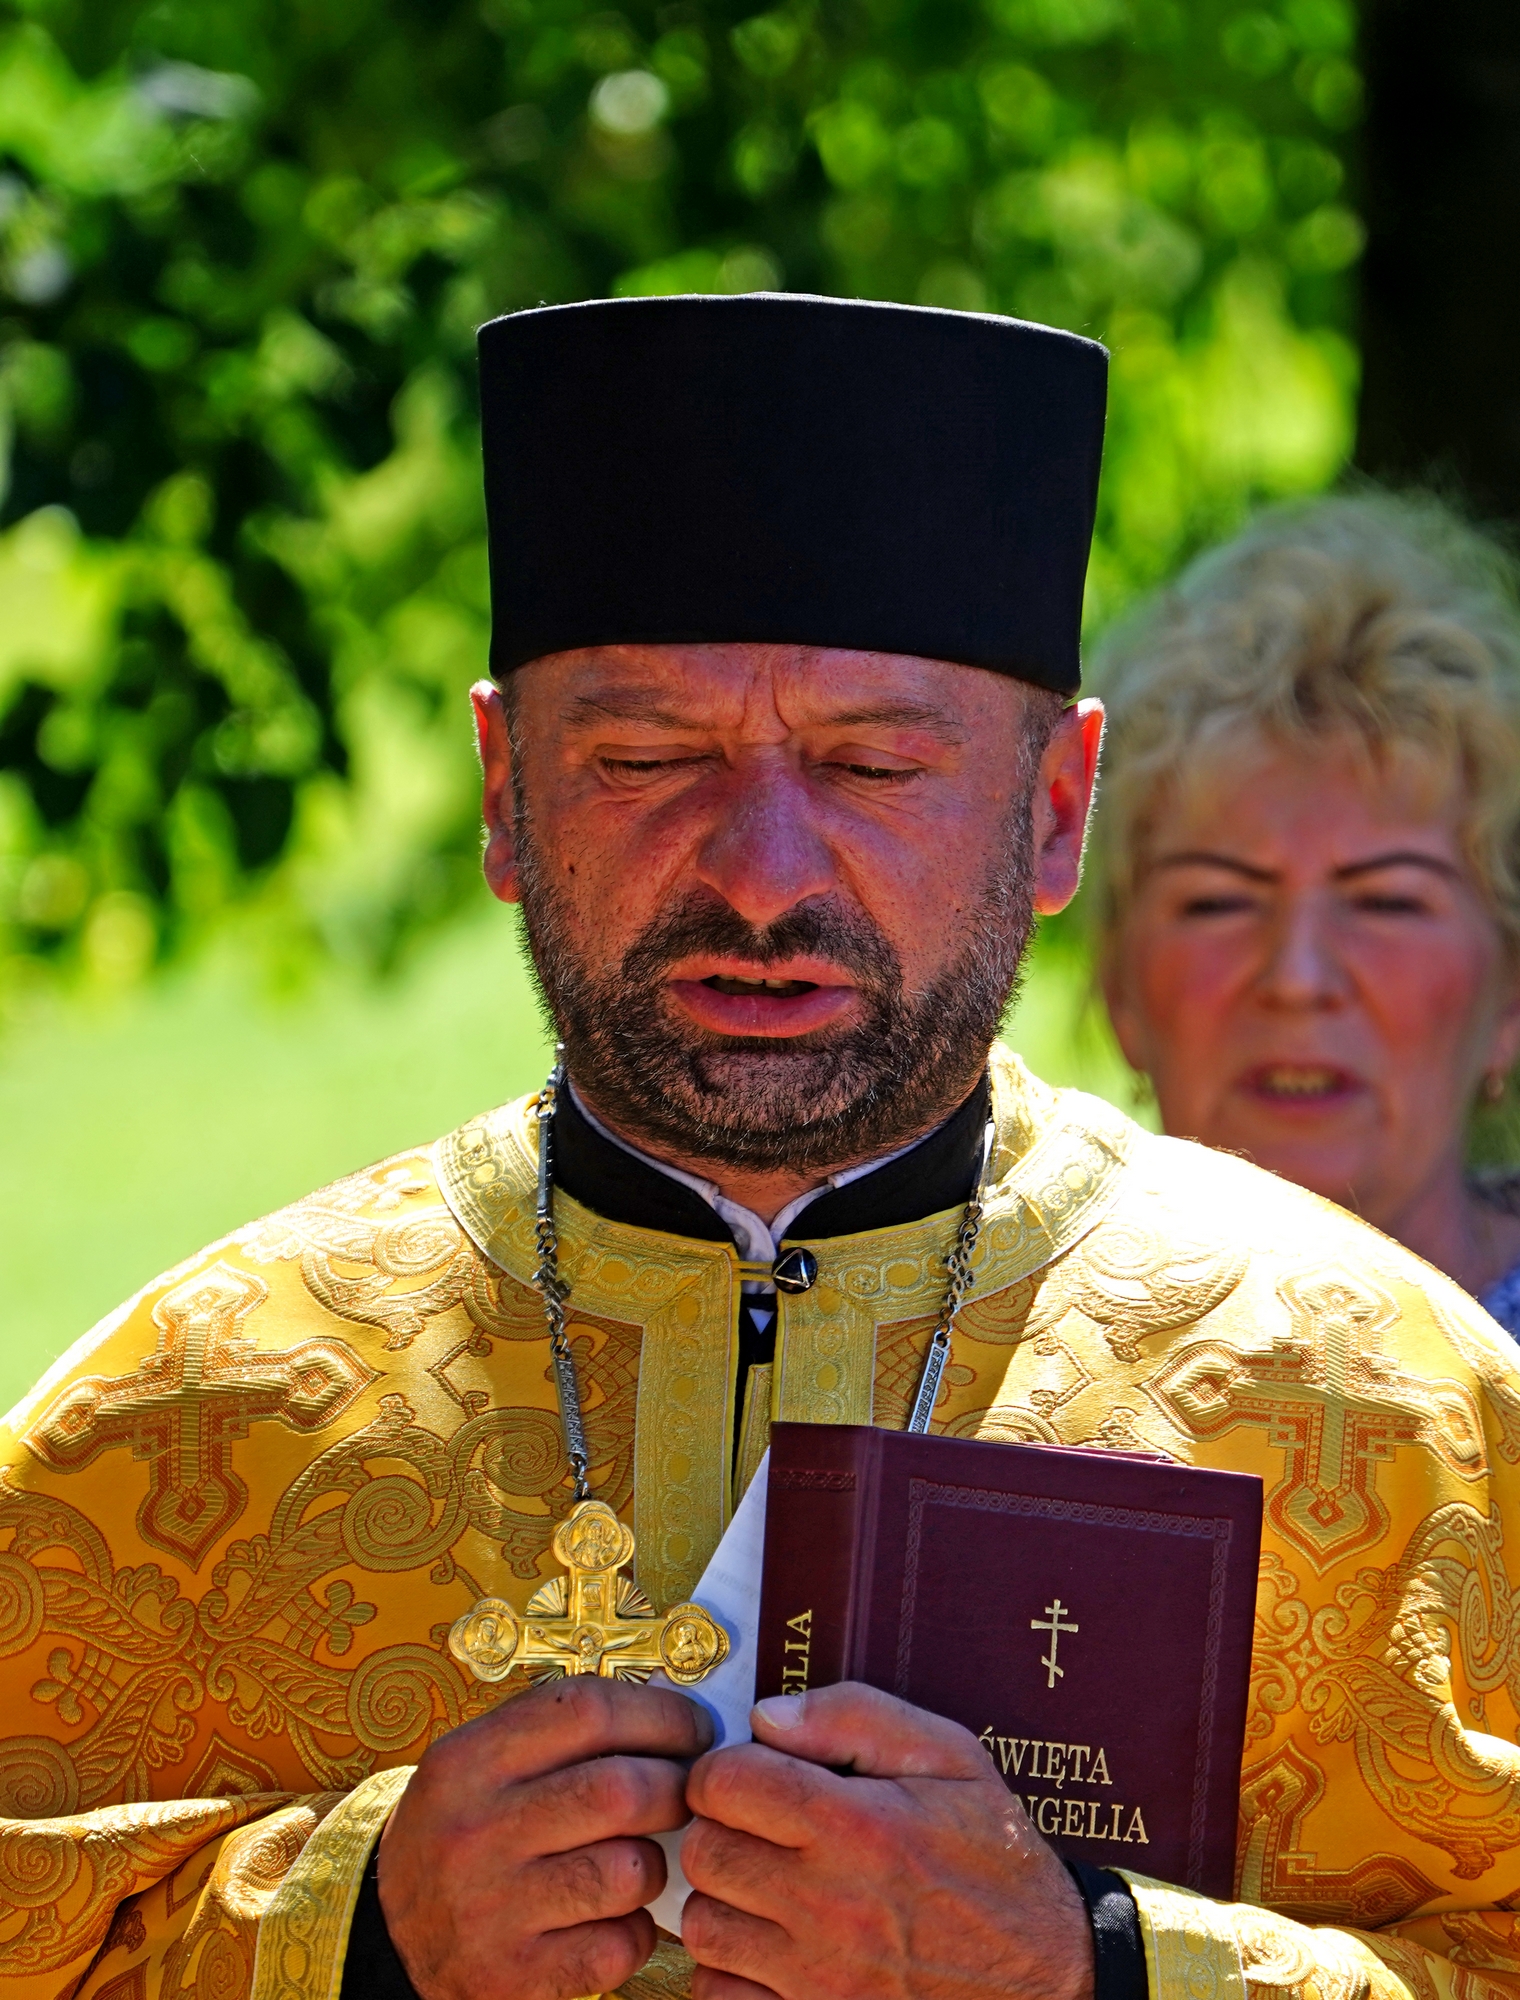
[{"x1": 755, "y1": 1422, "x2": 1262, "y2": 1897}]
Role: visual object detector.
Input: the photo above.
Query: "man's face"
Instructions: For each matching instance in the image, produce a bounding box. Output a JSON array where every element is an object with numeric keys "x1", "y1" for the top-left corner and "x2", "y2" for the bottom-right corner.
[{"x1": 475, "y1": 644, "x2": 1099, "y2": 1178}]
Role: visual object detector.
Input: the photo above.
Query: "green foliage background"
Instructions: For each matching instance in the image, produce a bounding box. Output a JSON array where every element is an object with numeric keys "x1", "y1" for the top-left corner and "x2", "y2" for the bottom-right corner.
[{"x1": 0, "y1": 0, "x2": 1363, "y2": 1003}]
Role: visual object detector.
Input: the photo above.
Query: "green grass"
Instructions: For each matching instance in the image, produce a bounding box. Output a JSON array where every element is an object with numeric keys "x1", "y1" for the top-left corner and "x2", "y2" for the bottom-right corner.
[{"x1": 0, "y1": 910, "x2": 1135, "y2": 1417}]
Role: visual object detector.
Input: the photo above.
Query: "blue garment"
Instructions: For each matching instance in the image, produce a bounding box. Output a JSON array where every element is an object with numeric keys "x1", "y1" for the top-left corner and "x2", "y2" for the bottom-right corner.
[{"x1": 1480, "y1": 1259, "x2": 1520, "y2": 1337}]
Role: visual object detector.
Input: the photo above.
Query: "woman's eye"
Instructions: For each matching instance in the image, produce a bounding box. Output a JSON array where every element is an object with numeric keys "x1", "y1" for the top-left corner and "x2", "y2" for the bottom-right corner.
[
  {"x1": 1353, "y1": 892, "x2": 1428, "y2": 916},
  {"x1": 1178, "y1": 894, "x2": 1256, "y2": 917}
]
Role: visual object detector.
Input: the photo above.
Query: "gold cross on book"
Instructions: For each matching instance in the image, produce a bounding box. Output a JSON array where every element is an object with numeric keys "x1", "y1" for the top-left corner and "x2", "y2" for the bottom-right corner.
[
  {"x1": 448, "y1": 1498, "x2": 730, "y2": 1687},
  {"x1": 1030, "y1": 1598, "x2": 1078, "y2": 1689}
]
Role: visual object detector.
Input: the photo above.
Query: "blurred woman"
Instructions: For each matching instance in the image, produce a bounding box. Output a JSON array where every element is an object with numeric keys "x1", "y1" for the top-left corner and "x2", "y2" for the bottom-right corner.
[{"x1": 1091, "y1": 492, "x2": 1520, "y2": 1330}]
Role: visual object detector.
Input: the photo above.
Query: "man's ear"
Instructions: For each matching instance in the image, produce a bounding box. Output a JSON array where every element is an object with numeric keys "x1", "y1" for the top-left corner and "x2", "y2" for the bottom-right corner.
[
  {"x1": 471, "y1": 679, "x2": 521, "y2": 905},
  {"x1": 1031, "y1": 697, "x2": 1104, "y2": 916}
]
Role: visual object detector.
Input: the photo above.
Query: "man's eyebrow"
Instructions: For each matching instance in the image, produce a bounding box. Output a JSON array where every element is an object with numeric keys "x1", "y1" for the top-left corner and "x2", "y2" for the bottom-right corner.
[
  {"x1": 561, "y1": 691, "x2": 700, "y2": 729},
  {"x1": 558, "y1": 693, "x2": 965, "y2": 733},
  {"x1": 821, "y1": 701, "x2": 964, "y2": 732}
]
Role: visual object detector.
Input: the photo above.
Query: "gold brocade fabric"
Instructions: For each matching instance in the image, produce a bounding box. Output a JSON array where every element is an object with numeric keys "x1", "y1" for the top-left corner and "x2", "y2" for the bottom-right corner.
[{"x1": 4, "y1": 1046, "x2": 1520, "y2": 2000}]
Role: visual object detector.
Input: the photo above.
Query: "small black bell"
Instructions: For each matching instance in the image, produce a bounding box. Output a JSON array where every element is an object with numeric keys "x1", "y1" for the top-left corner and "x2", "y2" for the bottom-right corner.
[{"x1": 772, "y1": 1246, "x2": 819, "y2": 1294}]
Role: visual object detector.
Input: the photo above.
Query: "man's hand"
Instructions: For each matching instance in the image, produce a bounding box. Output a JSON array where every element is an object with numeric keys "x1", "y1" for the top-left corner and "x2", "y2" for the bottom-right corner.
[
  {"x1": 680, "y1": 1682, "x2": 1093, "y2": 2000},
  {"x1": 378, "y1": 1676, "x2": 712, "y2": 2000}
]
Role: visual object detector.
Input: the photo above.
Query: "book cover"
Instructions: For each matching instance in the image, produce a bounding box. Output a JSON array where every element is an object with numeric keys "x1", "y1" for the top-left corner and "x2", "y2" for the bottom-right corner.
[{"x1": 754, "y1": 1422, "x2": 1262, "y2": 1897}]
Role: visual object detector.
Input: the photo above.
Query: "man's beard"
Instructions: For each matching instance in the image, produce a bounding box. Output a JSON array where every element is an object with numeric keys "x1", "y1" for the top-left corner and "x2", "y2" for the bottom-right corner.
[{"x1": 513, "y1": 804, "x2": 1039, "y2": 1178}]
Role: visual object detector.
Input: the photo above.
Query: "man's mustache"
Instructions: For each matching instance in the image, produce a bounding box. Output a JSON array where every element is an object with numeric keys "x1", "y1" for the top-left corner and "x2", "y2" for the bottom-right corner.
[{"x1": 619, "y1": 893, "x2": 902, "y2": 994}]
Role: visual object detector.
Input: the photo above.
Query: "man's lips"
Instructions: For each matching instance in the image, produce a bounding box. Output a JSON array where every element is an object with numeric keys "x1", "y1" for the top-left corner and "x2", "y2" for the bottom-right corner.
[
  {"x1": 665, "y1": 959, "x2": 863, "y2": 1038},
  {"x1": 1235, "y1": 1063, "x2": 1367, "y2": 1111}
]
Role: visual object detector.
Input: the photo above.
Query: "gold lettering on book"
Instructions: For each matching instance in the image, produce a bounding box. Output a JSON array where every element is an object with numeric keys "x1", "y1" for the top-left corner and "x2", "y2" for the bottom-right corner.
[
  {"x1": 978, "y1": 1733, "x2": 1112, "y2": 1790},
  {"x1": 978, "y1": 1732, "x2": 1143, "y2": 1844},
  {"x1": 1025, "y1": 1796, "x2": 1148, "y2": 1844},
  {"x1": 780, "y1": 1608, "x2": 813, "y2": 1692}
]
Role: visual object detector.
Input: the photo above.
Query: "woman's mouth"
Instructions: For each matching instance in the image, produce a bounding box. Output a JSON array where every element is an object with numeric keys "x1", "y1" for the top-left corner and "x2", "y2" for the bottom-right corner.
[{"x1": 1238, "y1": 1063, "x2": 1364, "y2": 1108}]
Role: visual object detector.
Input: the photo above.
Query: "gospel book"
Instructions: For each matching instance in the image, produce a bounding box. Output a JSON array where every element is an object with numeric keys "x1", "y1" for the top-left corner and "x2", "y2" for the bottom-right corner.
[{"x1": 754, "y1": 1422, "x2": 1262, "y2": 1897}]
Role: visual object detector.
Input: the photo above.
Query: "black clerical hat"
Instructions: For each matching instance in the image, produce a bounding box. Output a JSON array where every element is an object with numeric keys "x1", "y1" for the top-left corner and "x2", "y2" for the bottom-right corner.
[{"x1": 478, "y1": 293, "x2": 1106, "y2": 694}]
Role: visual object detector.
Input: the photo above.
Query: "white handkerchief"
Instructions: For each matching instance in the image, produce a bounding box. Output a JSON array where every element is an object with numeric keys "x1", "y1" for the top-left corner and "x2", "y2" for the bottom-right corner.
[{"x1": 644, "y1": 1451, "x2": 769, "y2": 1939}]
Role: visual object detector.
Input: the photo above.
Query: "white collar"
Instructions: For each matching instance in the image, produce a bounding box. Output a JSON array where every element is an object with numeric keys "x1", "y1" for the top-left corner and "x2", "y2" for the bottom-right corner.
[{"x1": 567, "y1": 1083, "x2": 919, "y2": 1265}]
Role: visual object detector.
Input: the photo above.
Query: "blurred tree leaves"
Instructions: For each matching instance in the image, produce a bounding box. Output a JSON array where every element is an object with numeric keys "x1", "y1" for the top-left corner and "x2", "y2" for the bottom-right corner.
[{"x1": 0, "y1": 0, "x2": 1362, "y2": 1000}]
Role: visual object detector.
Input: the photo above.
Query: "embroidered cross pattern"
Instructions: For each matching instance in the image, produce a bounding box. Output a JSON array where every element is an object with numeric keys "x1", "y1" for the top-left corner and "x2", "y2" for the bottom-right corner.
[
  {"x1": 26, "y1": 1263, "x2": 375, "y2": 1567},
  {"x1": 1146, "y1": 1271, "x2": 1485, "y2": 1569}
]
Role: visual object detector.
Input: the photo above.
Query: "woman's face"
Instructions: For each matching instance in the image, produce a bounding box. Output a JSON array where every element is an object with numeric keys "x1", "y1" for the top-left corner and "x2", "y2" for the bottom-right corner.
[{"x1": 1104, "y1": 730, "x2": 1520, "y2": 1229}]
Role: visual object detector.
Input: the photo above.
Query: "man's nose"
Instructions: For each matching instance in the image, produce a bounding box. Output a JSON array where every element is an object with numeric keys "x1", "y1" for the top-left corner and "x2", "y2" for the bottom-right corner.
[
  {"x1": 692, "y1": 762, "x2": 839, "y2": 928},
  {"x1": 1256, "y1": 898, "x2": 1351, "y2": 1010}
]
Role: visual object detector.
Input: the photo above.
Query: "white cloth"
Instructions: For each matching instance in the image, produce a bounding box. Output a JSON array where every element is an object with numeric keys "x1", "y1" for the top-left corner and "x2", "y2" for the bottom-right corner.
[
  {"x1": 645, "y1": 1451, "x2": 771, "y2": 1939},
  {"x1": 563, "y1": 1093, "x2": 933, "y2": 1931}
]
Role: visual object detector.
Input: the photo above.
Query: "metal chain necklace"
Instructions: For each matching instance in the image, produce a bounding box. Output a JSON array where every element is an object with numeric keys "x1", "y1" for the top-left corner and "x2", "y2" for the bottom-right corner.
[
  {"x1": 531, "y1": 1049, "x2": 589, "y2": 1500},
  {"x1": 448, "y1": 1045, "x2": 989, "y2": 1693},
  {"x1": 530, "y1": 1043, "x2": 991, "y2": 1468},
  {"x1": 904, "y1": 1121, "x2": 992, "y2": 1432}
]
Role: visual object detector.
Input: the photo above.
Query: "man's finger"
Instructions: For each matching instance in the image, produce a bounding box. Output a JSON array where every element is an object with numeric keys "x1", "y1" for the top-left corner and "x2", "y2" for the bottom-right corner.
[
  {"x1": 748, "y1": 1681, "x2": 990, "y2": 1780},
  {"x1": 523, "y1": 1835, "x2": 668, "y2": 1928},
  {"x1": 515, "y1": 1749, "x2": 691, "y2": 1851},
  {"x1": 681, "y1": 1815, "x2": 800, "y2": 1924},
  {"x1": 682, "y1": 1890, "x2": 795, "y2": 1989},
  {"x1": 690, "y1": 1969, "x2": 781, "y2": 2000},
  {"x1": 451, "y1": 1674, "x2": 715, "y2": 1788},
  {"x1": 525, "y1": 1910, "x2": 658, "y2": 1998},
  {"x1": 686, "y1": 1741, "x2": 848, "y2": 1848}
]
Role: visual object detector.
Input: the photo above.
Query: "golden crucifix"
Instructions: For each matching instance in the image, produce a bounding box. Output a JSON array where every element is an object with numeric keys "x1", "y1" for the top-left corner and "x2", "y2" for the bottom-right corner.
[{"x1": 448, "y1": 1498, "x2": 730, "y2": 1687}]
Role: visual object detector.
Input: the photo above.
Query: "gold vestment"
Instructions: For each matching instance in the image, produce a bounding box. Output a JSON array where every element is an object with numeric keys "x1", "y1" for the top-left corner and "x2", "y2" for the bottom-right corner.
[{"x1": 4, "y1": 1046, "x2": 1520, "y2": 2000}]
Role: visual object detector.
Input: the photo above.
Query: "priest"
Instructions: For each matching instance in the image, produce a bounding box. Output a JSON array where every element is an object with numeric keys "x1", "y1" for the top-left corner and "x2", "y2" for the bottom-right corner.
[{"x1": 3, "y1": 295, "x2": 1520, "y2": 2000}]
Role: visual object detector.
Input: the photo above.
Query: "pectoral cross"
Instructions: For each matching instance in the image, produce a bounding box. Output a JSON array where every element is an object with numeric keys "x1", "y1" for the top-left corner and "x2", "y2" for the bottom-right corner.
[
  {"x1": 448, "y1": 1498, "x2": 730, "y2": 1687},
  {"x1": 1031, "y1": 1598, "x2": 1078, "y2": 1689}
]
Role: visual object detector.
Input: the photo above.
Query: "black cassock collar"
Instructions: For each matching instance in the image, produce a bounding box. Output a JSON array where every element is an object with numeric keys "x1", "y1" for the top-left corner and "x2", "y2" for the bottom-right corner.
[{"x1": 552, "y1": 1070, "x2": 993, "y2": 1248}]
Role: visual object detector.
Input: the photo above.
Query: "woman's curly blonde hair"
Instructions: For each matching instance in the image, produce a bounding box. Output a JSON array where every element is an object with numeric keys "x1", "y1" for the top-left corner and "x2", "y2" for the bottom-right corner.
[{"x1": 1086, "y1": 489, "x2": 1520, "y2": 962}]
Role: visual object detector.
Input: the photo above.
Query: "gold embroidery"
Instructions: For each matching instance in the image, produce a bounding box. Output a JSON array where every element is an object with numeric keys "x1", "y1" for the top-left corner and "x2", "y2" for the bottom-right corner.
[
  {"x1": 1049, "y1": 1208, "x2": 1248, "y2": 1362},
  {"x1": 1146, "y1": 1271, "x2": 1486, "y2": 1571},
  {"x1": 251, "y1": 1766, "x2": 410, "y2": 2000},
  {"x1": 777, "y1": 1220, "x2": 953, "y2": 1430},
  {"x1": 244, "y1": 1181, "x2": 479, "y2": 1354},
  {"x1": 1363, "y1": 1935, "x2": 1442, "y2": 2000},
  {"x1": 435, "y1": 1102, "x2": 739, "y2": 1607},
  {"x1": 186, "y1": 1736, "x2": 281, "y2": 1801},
  {"x1": 629, "y1": 1247, "x2": 738, "y2": 1607},
  {"x1": 2, "y1": 1060, "x2": 1520, "y2": 2000},
  {"x1": 1433, "y1": 1302, "x2": 1520, "y2": 1467},
  {"x1": 0, "y1": 1792, "x2": 278, "y2": 1977},
  {"x1": 436, "y1": 1051, "x2": 1135, "y2": 1598},
  {"x1": 160, "y1": 1797, "x2": 344, "y2": 2000},
  {"x1": 619, "y1": 1937, "x2": 697, "y2": 2000},
  {"x1": 1244, "y1": 1513, "x2": 1520, "y2": 1883},
  {"x1": 735, "y1": 1363, "x2": 772, "y2": 1503},
  {"x1": 1238, "y1": 1740, "x2": 1438, "y2": 1927},
  {"x1": 89, "y1": 1969, "x2": 148, "y2": 1999},
  {"x1": 1125, "y1": 1872, "x2": 1247, "y2": 2000},
  {"x1": 22, "y1": 1266, "x2": 375, "y2": 1569}
]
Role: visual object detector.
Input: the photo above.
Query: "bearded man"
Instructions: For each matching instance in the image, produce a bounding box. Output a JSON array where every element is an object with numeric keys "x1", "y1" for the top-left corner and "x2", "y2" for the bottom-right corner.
[{"x1": 4, "y1": 296, "x2": 1520, "y2": 2000}]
